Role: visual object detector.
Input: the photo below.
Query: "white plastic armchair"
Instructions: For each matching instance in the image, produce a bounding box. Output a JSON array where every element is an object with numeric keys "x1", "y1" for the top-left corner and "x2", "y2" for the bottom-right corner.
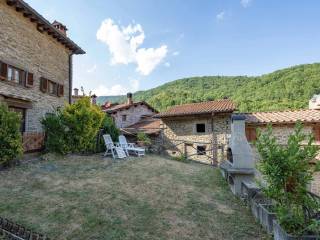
[
  {"x1": 118, "y1": 135, "x2": 145, "y2": 157},
  {"x1": 103, "y1": 134, "x2": 126, "y2": 159}
]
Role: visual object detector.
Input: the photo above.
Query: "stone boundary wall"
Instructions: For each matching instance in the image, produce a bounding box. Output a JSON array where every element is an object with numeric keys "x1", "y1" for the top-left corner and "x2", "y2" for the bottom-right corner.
[{"x1": 0, "y1": 217, "x2": 49, "y2": 240}]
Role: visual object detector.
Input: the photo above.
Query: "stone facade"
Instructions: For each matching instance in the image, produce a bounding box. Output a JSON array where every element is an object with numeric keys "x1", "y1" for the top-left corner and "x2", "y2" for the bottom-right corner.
[
  {"x1": 0, "y1": 0, "x2": 71, "y2": 133},
  {"x1": 161, "y1": 114, "x2": 232, "y2": 164},
  {"x1": 111, "y1": 104, "x2": 156, "y2": 128}
]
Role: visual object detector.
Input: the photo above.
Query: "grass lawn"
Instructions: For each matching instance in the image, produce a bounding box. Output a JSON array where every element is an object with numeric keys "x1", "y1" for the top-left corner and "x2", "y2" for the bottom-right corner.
[{"x1": 0, "y1": 154, "x2": 268, "y2": 240}]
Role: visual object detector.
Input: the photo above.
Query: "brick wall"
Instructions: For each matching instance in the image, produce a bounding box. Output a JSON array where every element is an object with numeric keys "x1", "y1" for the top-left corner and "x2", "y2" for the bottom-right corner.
[{"x1": 0, "y1": 0, "x2": 71, "y2": 133}]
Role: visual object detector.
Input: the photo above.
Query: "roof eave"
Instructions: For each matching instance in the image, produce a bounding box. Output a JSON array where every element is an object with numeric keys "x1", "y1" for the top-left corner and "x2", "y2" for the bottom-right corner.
[
  {"x1": 7, "y1": 0, "x2": 85, "y2": 55},
  {"x1": 155, "y1": 110, "x2": 235, "y2": 119}
]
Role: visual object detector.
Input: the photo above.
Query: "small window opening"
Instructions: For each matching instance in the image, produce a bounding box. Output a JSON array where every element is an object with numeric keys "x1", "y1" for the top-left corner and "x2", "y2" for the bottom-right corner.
[
  {"x1": 196, "y1": 123, "x2": 205, "y2": 133},
  {"x1": 122, "y1": 115, "x2": 127, "y2": 121},
  {"x1": 197, "y1": 145, "x2": 206, "y2": 155}
]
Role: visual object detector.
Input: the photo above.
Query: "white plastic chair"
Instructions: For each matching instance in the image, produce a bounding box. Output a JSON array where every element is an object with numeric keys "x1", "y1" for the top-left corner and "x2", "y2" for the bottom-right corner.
[
  {"x1": 118, "y1": 135, "x2": 145, "y2": 157},
  {"x1": 103, "y1": 134, "x2": 126, "y2": 159}
]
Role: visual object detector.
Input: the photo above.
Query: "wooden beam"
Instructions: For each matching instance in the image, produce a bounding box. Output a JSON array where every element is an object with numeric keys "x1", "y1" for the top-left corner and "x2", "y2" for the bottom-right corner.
[
  {"x1": 6, "y1": 0, "x2": 17, "y2": 6},
  {"x1": 23, "y1": 12, "x2": 32, "y2": 17}
]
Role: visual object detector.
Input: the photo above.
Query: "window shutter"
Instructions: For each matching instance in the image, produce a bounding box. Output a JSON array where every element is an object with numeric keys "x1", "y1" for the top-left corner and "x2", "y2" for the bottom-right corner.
[
  {"x1": 0, "y1": 63, "x2": 8, "y2": 80},
  {"x1": 58, "y1": 84, "x2": 64, "y2": 97},
  {"x1": 25, "y1": 72, "x2": 34, "y2": 87},
  {"x1": 313, "y1": 126, "x2": 320, "y2": 142},
  {"x1": 40, "y1": 77, "x2": 48, "y2": 93},
  {"x1": 246, "y1": 127, "x2": 257, "y2": 142}
]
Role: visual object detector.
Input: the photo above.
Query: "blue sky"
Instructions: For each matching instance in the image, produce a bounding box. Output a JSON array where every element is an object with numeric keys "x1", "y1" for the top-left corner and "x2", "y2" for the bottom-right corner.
[{"x1": 26, "y1": 0, "x2": 320, "y2": 96}]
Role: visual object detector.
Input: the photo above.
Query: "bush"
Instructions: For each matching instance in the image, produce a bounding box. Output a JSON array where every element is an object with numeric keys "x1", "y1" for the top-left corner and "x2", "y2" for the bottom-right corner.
[
  {"x1": 137, "y1": 132, "x2": 152, "y2": 145},
  {"x1": 101, "y1": 115, "x2": 119, "y2": 142},
  {"x1": 256, "y1": 123, "x2": 320, "y2": 235},
  {"x1": 0, "y1": 103, "x2": 23, "y2": 165},
  {"x1": 42, "y1": 97, "x2": 105, "y2": 154}
]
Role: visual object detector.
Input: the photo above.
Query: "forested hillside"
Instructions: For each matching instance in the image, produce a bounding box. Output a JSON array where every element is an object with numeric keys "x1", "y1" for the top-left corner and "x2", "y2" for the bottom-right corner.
[{"x1": 97, "y1": 63, "x2": 320, "y2": 112}]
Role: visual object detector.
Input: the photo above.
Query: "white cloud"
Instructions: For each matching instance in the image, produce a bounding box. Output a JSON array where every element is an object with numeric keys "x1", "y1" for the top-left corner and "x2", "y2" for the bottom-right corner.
[
  {"x1": 164, "y1": 62, "x2": 170, "y2": 67},
  {"x1": 216, "y1": 11, "x2": 225, "y2": 21},
  {"x1": 172, "y1": 51, "x2": 180, "y2": 56},
  {"x1": 240, "y1": 0, "x2": 252, "y2": 8},
  {"x1": 86, "y1": 64, "x2": 97, "y2": 73},
  {"x1": 93, "y1": 79, "x2": 140, "y2": 96},
  {"x1": 97, "y1": 18, "x2": 168, "y2": 75}
]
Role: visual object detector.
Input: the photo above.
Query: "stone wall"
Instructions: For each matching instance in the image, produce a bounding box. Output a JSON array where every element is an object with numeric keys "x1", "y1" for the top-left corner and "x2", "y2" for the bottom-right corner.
[
  {"x1": 0, "y1": 1, "x2": 71, "y2": 132},
  {"x1": 112, "y1": 104, "x2": 155, "y2": 128},
  {"x1": 161, "y1": 114, "x2": 231, "y2": 164}
]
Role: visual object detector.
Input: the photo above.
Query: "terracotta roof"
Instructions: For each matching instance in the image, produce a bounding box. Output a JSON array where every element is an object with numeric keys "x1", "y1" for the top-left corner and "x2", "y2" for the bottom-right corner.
[
  {"x1": 155, "y1": 99, "x2": 236, "y2": 118},
  {"x1": 242, "y1": 109, "x2": 320, "y2": 124},
  {"x1": 103, "y1": 101, "x2": 158, "y2": 114},
  {"x1": 122, "y1": 117, "x2": 161, "y2": 135},
  {"x1": 6, "y1": 0, "x2": 85, "y2": 54}
]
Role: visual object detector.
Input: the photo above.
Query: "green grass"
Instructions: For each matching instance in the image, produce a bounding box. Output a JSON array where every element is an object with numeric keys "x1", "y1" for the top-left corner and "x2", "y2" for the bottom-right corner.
[{"x1": 0, "y1": 154, "x2": 269, "y2": 239}]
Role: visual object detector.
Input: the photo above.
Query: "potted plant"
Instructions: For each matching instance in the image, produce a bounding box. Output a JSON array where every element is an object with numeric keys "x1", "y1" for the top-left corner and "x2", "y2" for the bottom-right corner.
[
  {"x1": 137, "y1": 132, "x2": 152, "y2": 148},
  {"x1": 256, "y1": 123, "x2": 320, "y2": 240}
]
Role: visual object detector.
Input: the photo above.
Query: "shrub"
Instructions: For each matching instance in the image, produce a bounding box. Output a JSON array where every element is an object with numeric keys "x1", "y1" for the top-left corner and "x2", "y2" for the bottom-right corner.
[
  {"x1": 0, "y1": 103, "x2": 23, "y2": 165},
  {"x1": 137, "y1": 132, "x2": 152, "y2": 145},
  {"x1": 41, "y1": 111, "x2": 69, "y2": 154},
  {"x1": 42, "y1": 97, "x2": 105, "y2": 154},
  {"x1": 255, "y1": 123, "x2": 320, "y2": 235},
  {"x1": 101, "y1": 115, "x2": 119, "y2": 142}
]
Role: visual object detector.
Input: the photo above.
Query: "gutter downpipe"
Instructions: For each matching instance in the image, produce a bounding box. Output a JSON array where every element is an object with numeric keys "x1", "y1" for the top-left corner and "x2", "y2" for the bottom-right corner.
[{"x1": 68, "y1": 53, "x2": 73, "y2": 104}]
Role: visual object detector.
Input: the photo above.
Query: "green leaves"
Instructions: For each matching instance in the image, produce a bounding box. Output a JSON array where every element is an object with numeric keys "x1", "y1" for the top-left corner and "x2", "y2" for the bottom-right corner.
[
  {"x1": 0, "y1": 103, "x2": 23, "y2": 165},
  {"x1": 42, "y1": 97, "x2": 105, "y2": 154},
  {"x1": 255, "y1": 123, "x2": 320, "y2": 235}
]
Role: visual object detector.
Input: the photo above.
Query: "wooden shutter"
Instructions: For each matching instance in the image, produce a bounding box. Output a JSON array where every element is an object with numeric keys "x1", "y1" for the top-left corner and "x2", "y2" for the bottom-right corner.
[
  {"x1": 0, "y1": 62, "x2": 8, "y2": 80},
  {"x1": 58, "y1": 84, "x2": 64, "y2": 97},
  {"x1": 40, "y1": 77, "x2": 48, "y2": 93},
  {"x1": 245, "y1": 127, "x2": 257, "y2": 142},
  {"x1": 313, "y1": 126, "x2": 320, "y2": 142},
  {"x1": 25, "y1": 72, "x2": 34, "y2": 87}
]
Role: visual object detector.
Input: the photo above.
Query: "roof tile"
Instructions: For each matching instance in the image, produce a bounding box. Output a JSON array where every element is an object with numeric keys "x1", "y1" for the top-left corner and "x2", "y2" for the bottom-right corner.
[
  {"x1": 242, "y1": 109, "x2": 320, "y2": 124},
  {"x1": 155, "y1": 99, "x2": 236, "y2": 118}
]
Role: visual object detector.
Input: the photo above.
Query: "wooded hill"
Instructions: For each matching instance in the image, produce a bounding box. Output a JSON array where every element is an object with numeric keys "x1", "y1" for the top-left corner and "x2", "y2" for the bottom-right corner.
[{"x1": 97, "y1": 63, "x2": 320, "y2": 112}]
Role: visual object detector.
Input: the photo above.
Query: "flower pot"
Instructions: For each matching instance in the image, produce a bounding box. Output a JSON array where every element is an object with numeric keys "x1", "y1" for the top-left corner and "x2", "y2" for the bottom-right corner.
[
  {"x1": 259, "y1": 204, "x2": 276, "y2": 234},
  {"x1": 137, "y1": 141, "x2": 145, "y2": 147},
  {"x1": 273, "y1": 220, "x2": 319, "y2": 240},
  {"x1": 250, "y1": 193, "x2": 267, "y2": 221}
]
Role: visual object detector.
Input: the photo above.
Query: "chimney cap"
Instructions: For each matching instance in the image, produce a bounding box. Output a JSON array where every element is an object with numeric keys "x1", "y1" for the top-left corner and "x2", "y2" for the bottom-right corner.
[
  {"x1": 231, "y1": 114, "x2": 246, "y2": 121},
  {"x1": 52, "y1": 20, "x2": 68, "y2": 31},
  {"x1": 127, "y1": 92, "x2": 133, "y2": 98}
]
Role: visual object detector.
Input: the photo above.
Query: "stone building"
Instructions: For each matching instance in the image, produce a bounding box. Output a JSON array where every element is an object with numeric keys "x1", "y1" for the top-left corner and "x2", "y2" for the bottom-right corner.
[
  {"x1": 155, "y1": 99, "x2": 237, "y2": 165},
  {"x1": 0, "y1": 0, "x2": 85, "y2": 152},
  {"x1": 102, "y1": 93, "x2": 158, "y2": 128},
  {"x1": 242, "y1": 94, "x2": 320, "y2": 195}
]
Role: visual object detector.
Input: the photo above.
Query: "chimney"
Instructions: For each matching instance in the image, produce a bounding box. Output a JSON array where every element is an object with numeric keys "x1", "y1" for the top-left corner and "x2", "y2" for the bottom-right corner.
[
  {"x1": 91, "y1": 94, "x2": 97, "y2": 105},
  {"x1": 52, "y1": 20, "x2": 68, "y2": 36},
  {"x1": 73, "y1": 88, "x2": 79, "y2": 97},
  {"x1": 309, "y1": 95, "x2": 320, "y2": 110},
  {"x1": 127, "y1": 92, "x2": 133, "y2": 105}
]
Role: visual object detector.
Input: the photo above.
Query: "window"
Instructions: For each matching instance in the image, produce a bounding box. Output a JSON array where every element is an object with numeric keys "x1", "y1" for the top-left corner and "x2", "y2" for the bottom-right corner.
[
  {"x1": 0, "y1": 62, "x2": 34, "y2": 87},
  {"x1": 8, "y1": 66, "x2": 21, "y2": 84},
  {"x1": 196, "y1": 123, "x2": 206, "y2": 133},
  {"x1": 122, "y1": 115, "x2": 127, "y2": 121},
  {"x1": 9, "y1": 107, "x2": 26, "y2": 132},
  {"x1": 40, "y1": 77, "x2": 64, "y2": 97},
  {"x1": 197, "y1": 145, "x2": 206, "y2": 155},
  {"x1": 48, "y1": 81, "x2": 57, "y2": 95}
]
